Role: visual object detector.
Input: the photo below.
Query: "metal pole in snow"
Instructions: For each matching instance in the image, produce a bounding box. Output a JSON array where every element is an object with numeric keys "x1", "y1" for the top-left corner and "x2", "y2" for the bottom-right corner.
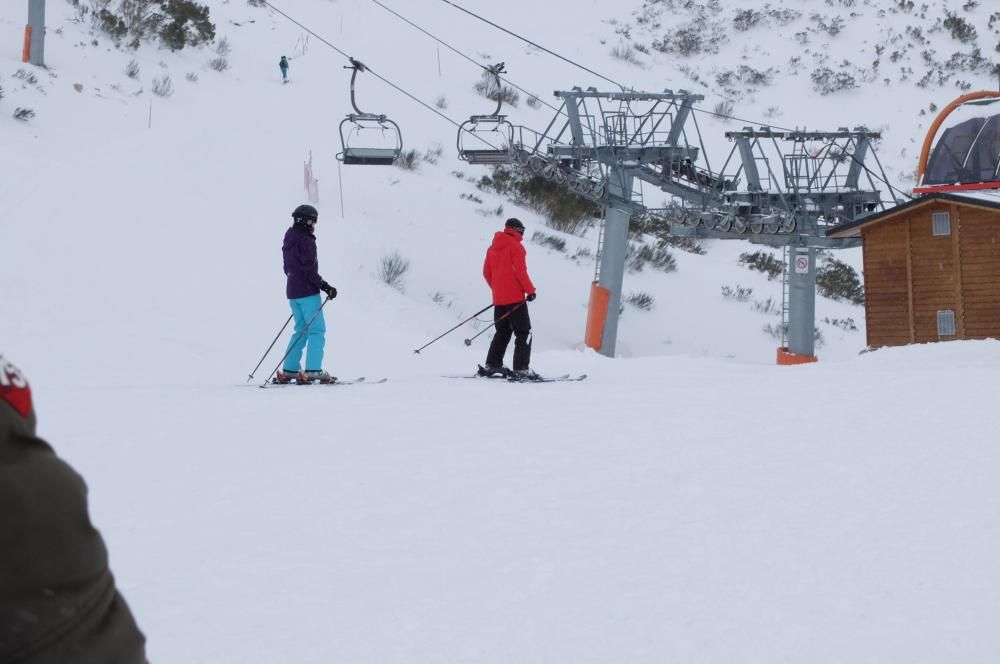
[{"x1": 27, "y1": 0, "x2": 45, "y2": 67}]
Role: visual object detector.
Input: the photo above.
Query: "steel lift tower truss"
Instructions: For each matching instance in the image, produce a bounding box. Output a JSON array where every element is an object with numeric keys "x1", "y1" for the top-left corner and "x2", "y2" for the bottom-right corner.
[{"x1": 465, "y1": 85, "x2": 890, "y2": 360}]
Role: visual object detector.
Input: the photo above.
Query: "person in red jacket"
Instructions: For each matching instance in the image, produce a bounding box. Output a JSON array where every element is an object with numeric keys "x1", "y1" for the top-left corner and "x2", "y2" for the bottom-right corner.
[{"x1": 480, "y1": 218, "x2": 539, "y2": 379}]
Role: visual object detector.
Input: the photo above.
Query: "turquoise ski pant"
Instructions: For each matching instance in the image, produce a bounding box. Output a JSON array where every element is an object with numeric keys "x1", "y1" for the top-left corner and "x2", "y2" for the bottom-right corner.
[{"x1": 283, "y1": 294, "x2": 326, "y2": 372}]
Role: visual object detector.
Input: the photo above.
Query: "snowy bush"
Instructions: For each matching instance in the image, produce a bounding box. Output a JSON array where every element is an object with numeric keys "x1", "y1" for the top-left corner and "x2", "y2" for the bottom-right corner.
[
  {"x1": 247, "y1": 0, "x2": 266, "y2": 6},
  {"x1": 422, "y1": 144, "x2": 443, "y2": 165},
  {"x1": 214, "y1": 36, "x2": 231, "y2": 56},
  {"x1": 733, "y1": 9, "x2": 764, "y2": 32},
  {"x1": 738, "y1": 250, "x2": 783, "y2": 280},
  {"x1": 943, "y1": 12, "x2": 977, "y2": 44},
  {"x1": 395, "y1": 149, "x2": 421, "y2": 171},
  {"x1": 721, "y1": 285, "x2": 753, "y2": 302},
  {"x1": 125, "y1": 59, "x2": 141, "y2": 79},
  {"x1": 627, "y1": 242, "x2": 677, "y2": 274},
  {"x1": 816, "y1": 257, "x2": 864, "y2": 305},
  {"x1": 713, "y1": 99, "x2": 734, "y2": 118},
  {"x1": 525, "y1": 95, "x2": 541, "y2": 109},
  {"x1": 378, "y1": 252, "x2": 410, "y2": 291},
  {"x1": 434, "y1": 95, "x2": 447, "y2": 109},
  {"x1": 474, "y1": 70, "x2": 519, "y2": 107},
  {"x1": 151, "y1": 75, "x2": 173, "y2": 97},
  {"x1": 13, "y1": 108, "x2": 36, "y2": 122},
  {"x1": 810, "y1": 67, "x2": 858, "y2": 94},
  {"x1": 752, "y1": 297, "x2": 780, "y2": 315},
  {"x1": 823, "y1": 317, "x2": 858, "y2": 332},
  {"x1": 626, "y1": 292, "x2": 655, "y2": 311},
  {"x1": 14, "y1": 70, "x2": 38, "y2": 85},
  {"x1": 611, "y1": 43, "x2": 641, "y2": 65},
  {"x1": 0, "y1": 84, "x2": 4, "y2": 101},
  {"x1": 531, "y1": 231, "x2": 567, "y2": 252},
  {"x1": 208, "y1": 57, "x2": 229, "y2": 72},
  {"x1": 185, "y1": 72, "x2": 199, "y2": 83}
]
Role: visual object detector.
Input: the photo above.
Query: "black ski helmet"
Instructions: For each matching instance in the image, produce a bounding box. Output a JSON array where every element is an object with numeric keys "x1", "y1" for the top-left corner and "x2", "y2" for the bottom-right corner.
[
  {"x1": 292, "y1": 204, "x2": 318, "y2": 224},
  {"x1": 505, "y1": 217, "x2": 525, "y2": 234}
]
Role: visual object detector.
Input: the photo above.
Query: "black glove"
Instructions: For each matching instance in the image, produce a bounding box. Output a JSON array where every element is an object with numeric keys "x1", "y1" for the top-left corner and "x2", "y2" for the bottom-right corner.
[
  {"x1": 526, "y1": 292, "x2": 536, "y2": 302},
  {"x1": 321, "y1": 282, "x2": 338, "y2": 299}
]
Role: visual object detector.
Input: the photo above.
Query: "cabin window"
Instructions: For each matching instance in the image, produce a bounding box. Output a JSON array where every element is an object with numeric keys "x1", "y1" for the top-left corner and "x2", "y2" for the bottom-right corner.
[
  {"x1": 937, "y1": 310, "x2": 956, "y2": 336},
  {"x1": 932, "y1": 211, "x2": 951, "y2": 236}
]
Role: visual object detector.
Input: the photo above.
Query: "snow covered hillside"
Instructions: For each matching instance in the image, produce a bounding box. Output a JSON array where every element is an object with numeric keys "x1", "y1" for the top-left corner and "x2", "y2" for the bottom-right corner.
[{"x1": 2, "y1": 1, "x2": 1000, "y2": 662}]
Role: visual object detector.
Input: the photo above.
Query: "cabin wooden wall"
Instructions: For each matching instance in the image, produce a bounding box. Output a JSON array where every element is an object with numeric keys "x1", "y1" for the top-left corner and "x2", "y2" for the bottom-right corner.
[{"x1": 861, "y1": 202, "x2": 1000, "y2": 348}]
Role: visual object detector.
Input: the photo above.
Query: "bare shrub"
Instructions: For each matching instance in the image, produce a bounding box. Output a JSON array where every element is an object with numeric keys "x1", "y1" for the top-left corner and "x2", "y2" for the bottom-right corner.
[
  {"x1": 215, "y1": 35, "x2": 231, "y2": 56},
  {"x1": 151, "y1": 75, "x2": 173, "y2": 97},
  {"x1": 526, "y1": 95, "x2": 541, "y2": 109},
  {"x1": 474, "y1": 70, "x2": 519, "y2": 107},
  {"x1": 626, "y1": 292, "x2": 655, "y2": 310},
  {"x1": 378, "y1": 252, "x2": 410, "y2": 291},
  {"x1": 185, "y1": 71, "x2": 199, "y2": 82},
  {"x1": 530, "y1": 231, "x2": 567, "y2": 252},
  {"x1": 13, "y1": 108, "x2": 36, "y2": 121},
  {"x1": 627, "y1": 242, "x2": 676, "y2": 273},
  {"x1": 125, "y1": 58, "x2": 141, "y2": 79},
  {"x1": 611, "y1": 43, "x2": 641, "y2": 65},
  {"x1": 434, "y1": 95, "x2": 447, "y2": 109},
  {"x1": 810, "y1": 67, "x2": 858, "y2": 94},
  {"x1": 721, "y1": 285, "x2": 753, "y2": 302},
  {"x1": 208, "y1": 56, "x2": 229, "y2": 72},
  {"x1": 395, "y1": 149, "x2": 421, "y2": 171},
  {"x1": 422, "y1": 144, "x2": 443, "y2": 165}
]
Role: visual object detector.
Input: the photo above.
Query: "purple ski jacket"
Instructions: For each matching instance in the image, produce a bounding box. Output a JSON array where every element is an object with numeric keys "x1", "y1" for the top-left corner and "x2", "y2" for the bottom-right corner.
[{"x1": 283, "y1": 226, "x2": 324, "y2": 299}]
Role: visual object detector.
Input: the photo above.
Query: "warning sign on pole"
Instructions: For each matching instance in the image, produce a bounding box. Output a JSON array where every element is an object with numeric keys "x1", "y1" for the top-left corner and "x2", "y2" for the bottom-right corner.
[{"x1": 794, "y1": 253, "x2": 810, "y2": 274}]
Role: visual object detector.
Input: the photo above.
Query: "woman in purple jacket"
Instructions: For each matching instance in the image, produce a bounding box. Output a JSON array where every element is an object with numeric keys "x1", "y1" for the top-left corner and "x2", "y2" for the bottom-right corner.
[{"x1": 278, "y1": 204, "x2": 338, "y2": 384}]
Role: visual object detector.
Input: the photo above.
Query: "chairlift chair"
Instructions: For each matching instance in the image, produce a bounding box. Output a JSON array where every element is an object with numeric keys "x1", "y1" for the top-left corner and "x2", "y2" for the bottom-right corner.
[
  {"x1": 337, "y1": 59, "x2": 403, "y2": 166},
  {"x1": 457, "y1": 63, "x2": 515, "y2": 165}
]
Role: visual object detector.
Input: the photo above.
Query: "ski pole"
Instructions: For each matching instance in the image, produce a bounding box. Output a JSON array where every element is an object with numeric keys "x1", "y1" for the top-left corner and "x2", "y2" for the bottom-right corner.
[
  {"x1": 246, "y1": 312, "x2": 295, "y2": 383},
  {"x1": 413, "y1": 303, "x2": 493, "y2": 354},
  {"x1": 262, "y1": 295, "x2": 333, "y2": 386},
  {"x1": 464, "y1": 302, "x2": 524, "y2": 346}
]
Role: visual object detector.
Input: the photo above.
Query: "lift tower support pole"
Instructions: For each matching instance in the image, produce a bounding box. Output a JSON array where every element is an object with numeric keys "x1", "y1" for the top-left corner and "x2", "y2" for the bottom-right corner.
[
  {"x1": 25, "y1": 0, "x2": 45, "y2": 66},
  {"x1": 595, "y1": 167, "x2": 634, "y2": 357}
]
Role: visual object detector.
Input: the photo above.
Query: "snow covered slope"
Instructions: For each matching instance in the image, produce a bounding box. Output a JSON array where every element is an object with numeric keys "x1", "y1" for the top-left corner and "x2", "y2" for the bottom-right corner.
[{"x1": 2, "y1": 1, "x2": 1000, "y2": 662}]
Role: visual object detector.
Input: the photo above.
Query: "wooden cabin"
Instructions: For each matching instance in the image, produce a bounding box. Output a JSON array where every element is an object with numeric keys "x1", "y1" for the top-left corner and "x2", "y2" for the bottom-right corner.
[{"x1": 827, "y1": 192, "x2": 1000, "y2": 348}]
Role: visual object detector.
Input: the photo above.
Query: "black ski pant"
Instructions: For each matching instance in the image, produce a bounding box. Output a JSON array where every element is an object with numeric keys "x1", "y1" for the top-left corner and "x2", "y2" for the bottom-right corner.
[{"x1": 485, "y1": 302, "x2": 532, "y2": 370}]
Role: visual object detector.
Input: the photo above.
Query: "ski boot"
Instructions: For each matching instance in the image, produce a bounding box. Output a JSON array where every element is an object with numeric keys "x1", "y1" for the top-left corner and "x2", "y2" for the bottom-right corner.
[
  {"x1": 477, "y1": 364, "x2": 510, "y2": 378},
  {"x1": 302, "y1": 369, "x2": 336, "y2": 384},
  {"x1": 511, "y1": 368, "x2": 542, "y2": 382},
  {"x1": 275, "y1": 369, "x2": 305, "y2": 384}
]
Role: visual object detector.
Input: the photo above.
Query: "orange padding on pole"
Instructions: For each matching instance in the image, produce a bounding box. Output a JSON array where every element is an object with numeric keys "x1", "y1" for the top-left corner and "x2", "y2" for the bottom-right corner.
[
  {"x1": 22, "y1": 25, "x2": 31, "y2": 63},
  {"x1": 585, "y1": 282, "x2": 610, "y2": 351},
  {"x1": 776, "y1": 347, "x2": 818, "y2": 366}
]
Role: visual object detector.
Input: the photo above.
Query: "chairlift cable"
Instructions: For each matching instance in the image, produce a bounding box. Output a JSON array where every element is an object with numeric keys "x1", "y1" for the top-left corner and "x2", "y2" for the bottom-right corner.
[
  {"x1": 262, "y1": 1, "x2": 506, "y2": 151},
  {"x1": 433, "y1": 0, "x2": 830, "y2": 136},
  {"x1": 366, "y1": 0, "x2": 564, "y2": 115},
  {"x1": 436, "y1": 0, "x2": 626, "y2": 91}
]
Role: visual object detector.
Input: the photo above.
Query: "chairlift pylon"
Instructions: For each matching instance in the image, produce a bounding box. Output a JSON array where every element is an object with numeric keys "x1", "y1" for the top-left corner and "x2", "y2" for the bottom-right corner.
[
  {"x1": 337, "y1": 58, "x2": 403, "y2": 166},
  {"x1": 457, "y1": 63, "x2": 515, "y2": 165}
]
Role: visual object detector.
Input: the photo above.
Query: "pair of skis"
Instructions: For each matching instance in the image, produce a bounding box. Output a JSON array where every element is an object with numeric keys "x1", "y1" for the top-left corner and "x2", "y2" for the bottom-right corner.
[
  {"x1": 443, "y1": 368, "x2": 587, "y2": 383},
  {"x1": 260, "y1": 376, "x2": 387, "y2": 389}
]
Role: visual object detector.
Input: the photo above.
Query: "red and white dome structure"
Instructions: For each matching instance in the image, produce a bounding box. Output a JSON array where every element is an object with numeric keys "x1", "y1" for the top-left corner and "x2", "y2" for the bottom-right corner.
[{"x1": 914, "y1": 91, "x2": 1000, "y2": 195}]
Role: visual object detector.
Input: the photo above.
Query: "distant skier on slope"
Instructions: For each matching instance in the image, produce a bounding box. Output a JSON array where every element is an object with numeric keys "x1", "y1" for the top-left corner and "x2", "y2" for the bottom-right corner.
[
  {"x1": 278, "y1": 204, "x2": 338, "y2": 384},
  {"x1": 480, "y1": 218, "x2": 539, "y2": 380},
  {"x1": 279, "y1": 55, "x2": 289, "y2": 83},
  {"x1": 0, "y1": 354, "x2": 147, "y2": 664}
]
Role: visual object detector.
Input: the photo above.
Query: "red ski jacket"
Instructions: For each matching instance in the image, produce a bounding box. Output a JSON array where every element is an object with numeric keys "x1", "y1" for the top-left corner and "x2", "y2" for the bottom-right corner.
[{"x1": 483, "y1": 229, "x2": 536, "y2": 305}]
